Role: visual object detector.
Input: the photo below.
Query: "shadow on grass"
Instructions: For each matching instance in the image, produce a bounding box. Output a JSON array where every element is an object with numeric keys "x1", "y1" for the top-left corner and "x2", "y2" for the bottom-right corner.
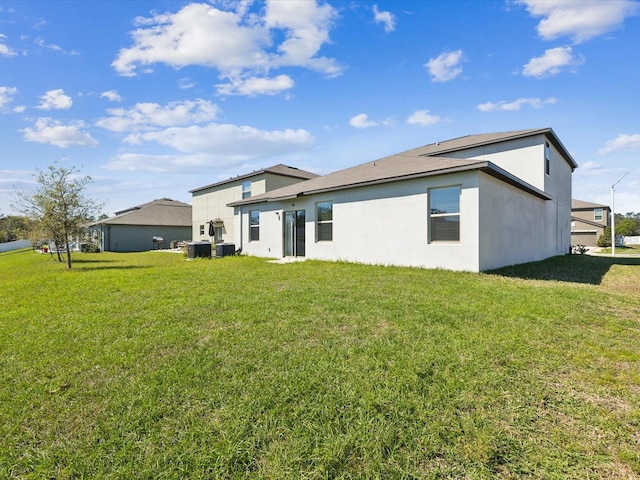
[
  {"x1": 73, "y1": 265, "x2": 152, "y2": 272},
  {"x1": 488, "y1": 254, "x2": 640, "y2": 285},
  {"x1": 71, "y1": 258, "x2": 120, "y2": 264}
]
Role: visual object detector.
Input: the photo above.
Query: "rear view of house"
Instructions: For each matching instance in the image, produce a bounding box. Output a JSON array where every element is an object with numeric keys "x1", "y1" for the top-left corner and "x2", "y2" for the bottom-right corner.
[
  {"x1": 229, "y1": 128, "x2": 577, "y2": 272},
  {"x1": 189, "y1": 164, "x2": 318, "y2": 245}
]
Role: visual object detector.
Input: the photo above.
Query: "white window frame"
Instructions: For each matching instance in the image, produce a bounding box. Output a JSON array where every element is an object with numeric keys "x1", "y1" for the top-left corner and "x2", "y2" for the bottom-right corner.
[
  {"x1": 315, "y1": 201, "x2": 333, "y2": 242},
  {"x1": 594, "y1": 208, "x2": 603, "y2": 222},
  {"x1": 242, "y1": 181, "x2": 251, "y2": 199},
  {"x1": 249, "y1": 210, "x2": 260, "y2": 241},
  {"x1": 428, "y1": 185, "x2": 461, "y2": 243}
]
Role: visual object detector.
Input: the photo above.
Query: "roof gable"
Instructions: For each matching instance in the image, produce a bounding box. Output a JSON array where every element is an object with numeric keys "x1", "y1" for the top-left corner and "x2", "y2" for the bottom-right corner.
[
  {"x1": 100, "y1": 198, "x2": 192, "y2": 226},
  {"x1": 228, "y1": 128, "x2": 568, "y2": 207},
  {"x1": 572, "y1": 199, "x2": 609, "y2": 210},
  {"x1": 189, "y1": 164, "x2": 318, "y2": 193}
]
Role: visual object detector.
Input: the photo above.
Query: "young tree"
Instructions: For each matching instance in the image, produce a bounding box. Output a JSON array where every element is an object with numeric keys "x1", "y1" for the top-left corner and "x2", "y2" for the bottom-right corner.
[{"x1": 13, "y1": 163, "x2": 101, "y2": 268}]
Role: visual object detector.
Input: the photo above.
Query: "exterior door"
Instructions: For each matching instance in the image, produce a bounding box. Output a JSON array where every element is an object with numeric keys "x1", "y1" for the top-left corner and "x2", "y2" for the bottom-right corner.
[{"x1": 284, "y1": 210, "x2": 305, "y2": 257}]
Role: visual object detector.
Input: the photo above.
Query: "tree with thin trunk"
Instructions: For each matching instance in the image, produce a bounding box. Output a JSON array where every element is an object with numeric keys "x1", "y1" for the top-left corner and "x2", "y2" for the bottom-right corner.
[{"x1": 13, "y1": 163, "x2": 101, "y2": 268}]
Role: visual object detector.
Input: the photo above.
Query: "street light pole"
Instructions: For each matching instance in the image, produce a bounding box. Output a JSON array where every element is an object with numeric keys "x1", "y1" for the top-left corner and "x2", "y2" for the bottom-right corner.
[{"x1": 611, "y1": 172, "x2": 628, "y2": 257}]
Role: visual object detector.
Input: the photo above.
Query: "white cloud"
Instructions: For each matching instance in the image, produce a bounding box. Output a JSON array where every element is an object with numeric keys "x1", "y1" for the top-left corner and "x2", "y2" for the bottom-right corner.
[
  {"x1": 373, "y1": 5, "x2": 396, "y2": 33},
  {"x1": 598, "y1": 134, "x2": 640, "y2": 155},
  {"x1": 104, "y1": 123, "x2": 315, "y2": 172},
  {"x1": 0, "y1": 34, "x2": 17, "y2": 57},
  {"x1": 522, "y1": 46, "x2": 584, "y2": 77},
  {"x1": 349, "y1": 113, "x2": 379, "y2": 129},
  {"x1": 112, "y1": 1, "x2": 342, "y2": 94},
  {"x1": 100, "y1": 90, "x2": 122, "y2": 102},
  {"x1": 425, "y1": 50, "x2": 463, "y2": 83},
  {"x1": 264, "y1": 0, "x2": 341, "y2": 75},
  {"x1": 477, "y1": 96, "x2": 557, "y2": 112},
  {"x1": 132, "y1": 123, "x2": 314, "y2": 155},
  {"x1": 103, "y1": 153, "x2": 228, "y2": 173},
  {"x1": 22, "y1": 118, "x2": 98, "y2": 148},
  {"x1": 96, "y1": 99, "x2": 219, "y2": 132},
  {"x1": 37, "y1": 89, "x2": 73, "y2": 110},
  {"x1": 0, "y1": 86, "x2": 18, "y2": 109},
  {"x1": 406, "y1": 110, "x2": 441, "y2": 126},
  {"x1": 216, "y1": 74, "x2": 294, "y2": 96},
  {"x1": 516, "y1": 0, "x2": 639, "y2": 43}
]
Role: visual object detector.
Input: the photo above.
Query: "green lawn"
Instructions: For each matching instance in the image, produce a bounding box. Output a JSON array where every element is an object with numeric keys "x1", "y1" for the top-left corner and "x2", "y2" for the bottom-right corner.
[{"x1": 1, "y1": 250, "x2": 639, "y2": 479}]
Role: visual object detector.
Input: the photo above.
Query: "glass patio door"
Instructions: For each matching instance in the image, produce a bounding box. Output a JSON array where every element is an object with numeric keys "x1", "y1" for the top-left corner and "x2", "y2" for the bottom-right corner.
[{"x1": 284, "y1": 210, "x2": 305, "y2": 257}]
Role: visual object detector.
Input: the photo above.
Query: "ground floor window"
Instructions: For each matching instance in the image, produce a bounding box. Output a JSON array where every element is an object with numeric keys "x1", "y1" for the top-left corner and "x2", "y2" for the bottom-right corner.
[
  {"x1": 316, "y1": 201, "x2": 333, "y2": 241},
  {"x1": 429, "y1": 186, "x2": 461, "y2": 242},
  {"x1": 199, "y1": 224, "x2": 205, "y2": 235},
  {"x1": 249, "y1": 210, "x2": 260, "y2": 241}
]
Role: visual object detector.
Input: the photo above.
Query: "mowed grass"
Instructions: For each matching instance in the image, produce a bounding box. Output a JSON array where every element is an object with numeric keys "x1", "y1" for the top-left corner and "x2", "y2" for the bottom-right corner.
[{"x1": 1, "y1": 250, "x2": 639, "y2": 479}]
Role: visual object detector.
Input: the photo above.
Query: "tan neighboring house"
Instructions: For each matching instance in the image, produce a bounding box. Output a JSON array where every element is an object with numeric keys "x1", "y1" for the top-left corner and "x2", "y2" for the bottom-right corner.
[
  {"x1": 189, "y1": 164, "x2": 317, "y2": 245},
  {"x1": 571, "y1": 199, "x2": 610, "y2": 246},
  {"x1": 90, "y1": 198, "x2": 192, "y2": 252}
]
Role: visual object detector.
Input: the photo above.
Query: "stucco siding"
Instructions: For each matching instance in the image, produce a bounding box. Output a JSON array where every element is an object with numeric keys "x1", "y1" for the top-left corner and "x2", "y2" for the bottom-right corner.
[
  {"x1": 478, "y1": 174, "x2": 549, "y2": 271},
  {"x1": 237, "y1": 172, "x2": 482, "y2": 272},
  {"x1": 102, "y1": 225, "x2": 191, "y2": 252},
  {"x1": 192, "y1": 174, "x2": 311, "y2": 243},
  {"x1": 435, "y1": 135, "x2": 547, "y2": 190}
]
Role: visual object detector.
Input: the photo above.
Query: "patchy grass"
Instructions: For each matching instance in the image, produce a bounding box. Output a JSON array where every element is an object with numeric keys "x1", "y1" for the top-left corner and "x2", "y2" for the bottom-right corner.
[
  {"x1": 597, "y1": 244, "x2": 640, "y2": 255},
  {"x1": 1, "y1": 250, "x2": 639, "y2": 478}
]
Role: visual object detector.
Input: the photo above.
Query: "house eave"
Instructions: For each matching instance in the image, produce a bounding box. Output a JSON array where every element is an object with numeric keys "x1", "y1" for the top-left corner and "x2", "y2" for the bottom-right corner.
[{"x1": 228, "y1": 161, "x2": 551, "y2": 207}]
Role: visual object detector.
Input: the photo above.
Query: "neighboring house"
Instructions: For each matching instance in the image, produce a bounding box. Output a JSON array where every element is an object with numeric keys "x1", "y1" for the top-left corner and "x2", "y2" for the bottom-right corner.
[
  {"x1": 229, "y1": 128, "x2": 577, "y2": 272},
  {"x1": 90, "y1": 198, "x2": 192, "y2": 252},
  {"x1": 189, "y1": 164, "x2": 318, "y2": 245},
  {"x1": 571, "y1": 199, "x2": 610, "y2": 246}
]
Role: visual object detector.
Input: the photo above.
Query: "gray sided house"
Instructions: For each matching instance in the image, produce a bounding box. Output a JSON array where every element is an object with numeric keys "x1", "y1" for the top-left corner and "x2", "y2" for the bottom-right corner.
[
  {"x1": 189, "y1": 164, "x2": 318, "y2": 245},
  {"x1": 229, "y1": 128, "x2": 578, "y2": 272},
  {"x1": 93, "y1": 198, "x2": 192, "y2": 252},
  {"x1": 571, "y1": 199, "x2": 611, "y2": 246}
]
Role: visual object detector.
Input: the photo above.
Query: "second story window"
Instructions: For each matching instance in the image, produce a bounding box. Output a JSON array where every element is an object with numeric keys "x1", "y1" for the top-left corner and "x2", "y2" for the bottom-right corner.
[
  {"x1": 594, "y1": 208, "x2": 603, "y2": 222},
  {"x1": 545, "y1": 142, "x2": 551, "y2": 176},
  {"x1": 242, "y1": 181, "x2": 251, "y2": 199}
]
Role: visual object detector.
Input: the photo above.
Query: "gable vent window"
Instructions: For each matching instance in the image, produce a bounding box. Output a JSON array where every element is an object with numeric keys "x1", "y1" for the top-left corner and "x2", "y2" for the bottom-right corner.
[{"x1": 545, "y1": 142, "x2": 551, "y2": 176}]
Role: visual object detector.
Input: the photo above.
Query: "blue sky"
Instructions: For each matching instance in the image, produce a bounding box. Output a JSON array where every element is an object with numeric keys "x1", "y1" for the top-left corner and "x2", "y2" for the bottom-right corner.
[{"x1": 1, "y1": 0, "x2": 639, "y2": 217}]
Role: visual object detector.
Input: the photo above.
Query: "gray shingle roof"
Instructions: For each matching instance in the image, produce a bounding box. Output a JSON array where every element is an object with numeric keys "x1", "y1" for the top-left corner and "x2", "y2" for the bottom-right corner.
[
  {"x1": 98, "y1": 199, "x2": 192, "y2": 227},
  {"x1": 189, "y1": 164, "x2": 318, "y2": 193},
  {"x1": 572, "y1": 199, "x2": 609, "y2": 210},
  {"x1": 228, "y1": 129, "x2": 563, "y2": 207}
]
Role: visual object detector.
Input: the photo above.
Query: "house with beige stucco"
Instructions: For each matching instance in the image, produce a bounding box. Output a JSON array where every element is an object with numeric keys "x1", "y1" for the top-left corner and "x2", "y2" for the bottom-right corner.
[
  {"x1": 189, "y1": 164, "x2": 317, "y2": 246},
  {"x1": 571, "y1": 199, "x2": 610, "y2": 247},
  {"x1": 228, "y1": 128, "x2": 578, "y2": 272}
]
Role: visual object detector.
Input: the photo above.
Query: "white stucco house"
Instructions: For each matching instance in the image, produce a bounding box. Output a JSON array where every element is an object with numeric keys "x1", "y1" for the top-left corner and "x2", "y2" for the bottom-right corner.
[
  {"x1": 189, "y1": 164, "x2": 318, "y2": 246},
  {"x1": 228, "y1": 128, "x2": 578, "y2": 272}
]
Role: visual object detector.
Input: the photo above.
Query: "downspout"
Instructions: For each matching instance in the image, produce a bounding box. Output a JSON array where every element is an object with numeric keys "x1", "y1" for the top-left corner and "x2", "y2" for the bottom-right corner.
[{"x1": 238, "y1": 205, "x2": 243, "y2": 251}]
